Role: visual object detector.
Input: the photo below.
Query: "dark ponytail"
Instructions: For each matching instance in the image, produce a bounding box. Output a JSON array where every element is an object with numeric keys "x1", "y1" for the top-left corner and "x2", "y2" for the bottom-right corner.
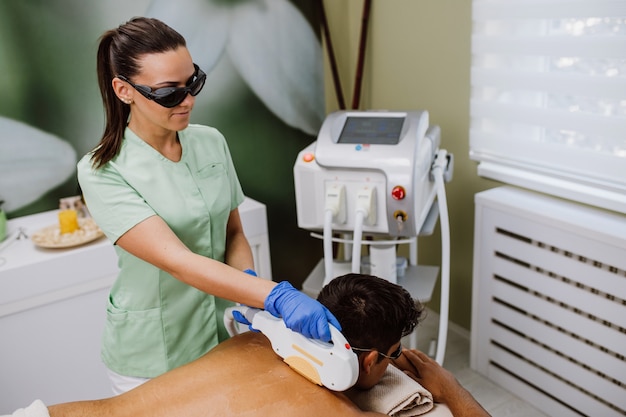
[{"x1": 90, "y1": 17, "x2": 186, "y2": 169}]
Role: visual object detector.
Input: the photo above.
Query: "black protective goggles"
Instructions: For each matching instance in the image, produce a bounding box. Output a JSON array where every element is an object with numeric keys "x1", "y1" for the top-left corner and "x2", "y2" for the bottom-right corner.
[
  {"x1": 117, "y1": 64, "x2": 206, "y2": 108},
  {"x1": 352, "y1": 343, "x2": 403, "y2": 360}
]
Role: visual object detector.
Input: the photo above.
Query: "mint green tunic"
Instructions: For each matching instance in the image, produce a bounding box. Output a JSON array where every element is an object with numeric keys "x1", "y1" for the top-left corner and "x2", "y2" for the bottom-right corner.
[{"x1": 77, "y1": 124, "x2": 245, "y2": 377}]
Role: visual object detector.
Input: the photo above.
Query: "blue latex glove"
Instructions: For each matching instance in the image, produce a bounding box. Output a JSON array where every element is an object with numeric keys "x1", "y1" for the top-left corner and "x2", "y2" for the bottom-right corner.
[
  {"x1": 232, "y1": 268, "x2": 260, "y2": 331},
  {"x1": 232, "y1": 310, "x2": 259, "y2": 332},
  {"x1": 264, "y1": 281, "x2": 342, "y2": 342}
]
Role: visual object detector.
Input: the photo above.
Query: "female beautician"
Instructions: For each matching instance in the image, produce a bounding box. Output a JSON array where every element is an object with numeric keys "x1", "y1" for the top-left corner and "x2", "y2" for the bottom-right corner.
[{"x1": 77, "y1": 16, "x2": 340, "y2": 394}]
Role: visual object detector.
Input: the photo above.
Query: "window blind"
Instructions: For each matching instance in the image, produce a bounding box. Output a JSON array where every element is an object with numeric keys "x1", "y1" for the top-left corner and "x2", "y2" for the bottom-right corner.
[{"x1": 469, "y1": 0, "x2": 626, "y2": 214}]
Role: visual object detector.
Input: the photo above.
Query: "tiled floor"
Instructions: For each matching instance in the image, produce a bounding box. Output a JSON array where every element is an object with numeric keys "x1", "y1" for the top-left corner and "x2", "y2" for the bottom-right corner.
[{"x1": 404, "y1": 310, "x2": 550, "y2": 417}]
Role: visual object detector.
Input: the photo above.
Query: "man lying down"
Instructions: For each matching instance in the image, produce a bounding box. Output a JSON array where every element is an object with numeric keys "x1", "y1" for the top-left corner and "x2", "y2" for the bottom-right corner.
[{"x1": 7, "y1": 274, "x2": 490, "y2": 417}]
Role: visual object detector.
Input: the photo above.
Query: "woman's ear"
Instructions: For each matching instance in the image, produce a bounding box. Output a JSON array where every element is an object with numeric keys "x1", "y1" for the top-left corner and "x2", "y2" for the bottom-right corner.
[{"x1": 112, "y1": 77, "x2": 134, "y2": 104}]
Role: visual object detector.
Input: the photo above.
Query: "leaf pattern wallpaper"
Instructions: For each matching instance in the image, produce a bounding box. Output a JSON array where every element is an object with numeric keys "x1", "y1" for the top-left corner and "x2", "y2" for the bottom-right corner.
[{"x1": 0, "y1": 0, "x2": 325, "y2": 280}]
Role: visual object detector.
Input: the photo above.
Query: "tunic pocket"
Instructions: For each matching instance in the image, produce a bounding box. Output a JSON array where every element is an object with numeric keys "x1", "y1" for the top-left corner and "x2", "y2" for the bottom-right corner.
[
  {"x1": 102, "y1": 298, "x2": 167, "y2": 377},
  {"x1": 196, "y1": 162, "x2": 225, "y2": 179}
]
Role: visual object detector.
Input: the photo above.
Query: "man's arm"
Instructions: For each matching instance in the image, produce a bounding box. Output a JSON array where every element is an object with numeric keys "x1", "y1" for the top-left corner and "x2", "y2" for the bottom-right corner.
[{"x1": 394, "y1": 349, "x2": 492, "y2": 417}]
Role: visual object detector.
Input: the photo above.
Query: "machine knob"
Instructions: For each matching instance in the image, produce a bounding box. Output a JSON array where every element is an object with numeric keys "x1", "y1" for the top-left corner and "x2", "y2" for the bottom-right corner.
[
  {"x1": 394, "y1": 210, "x2": 407, "y2": 232},
  {"x1": 391, "y1": 186, "x2": 406, "y2": 200}
]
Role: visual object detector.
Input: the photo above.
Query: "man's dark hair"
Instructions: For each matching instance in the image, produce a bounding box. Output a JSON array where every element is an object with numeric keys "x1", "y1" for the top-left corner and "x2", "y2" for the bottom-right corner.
[{"x1": 317, "y1": 273, "x2": 424, "y2": 361}]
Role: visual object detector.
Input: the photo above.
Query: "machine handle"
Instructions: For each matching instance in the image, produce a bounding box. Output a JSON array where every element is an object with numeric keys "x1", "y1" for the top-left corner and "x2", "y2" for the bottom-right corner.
[{"x1": 224, "y1": 306, "x2": 258, "y2": 337}]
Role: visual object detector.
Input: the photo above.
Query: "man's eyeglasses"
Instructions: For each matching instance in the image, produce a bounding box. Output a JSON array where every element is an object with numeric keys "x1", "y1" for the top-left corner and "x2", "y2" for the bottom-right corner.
[
  {"x1": 352, "y1": 343, "x2": 402, "y2": 360},
  {"x1": 117, "y1": 63, "x2": 206, "y2": 108}
]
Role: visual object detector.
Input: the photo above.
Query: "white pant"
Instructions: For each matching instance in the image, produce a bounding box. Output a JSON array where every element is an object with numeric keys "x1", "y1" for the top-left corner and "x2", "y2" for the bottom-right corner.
[{"x1": 106, "y1": 368, "x2": 151, "y2": 395}]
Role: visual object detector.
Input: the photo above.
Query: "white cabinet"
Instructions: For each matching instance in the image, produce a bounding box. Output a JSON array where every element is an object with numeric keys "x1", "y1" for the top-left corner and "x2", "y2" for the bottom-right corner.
[{"x1": 471, "y1": 187, "x2": 626, "y2": 417}]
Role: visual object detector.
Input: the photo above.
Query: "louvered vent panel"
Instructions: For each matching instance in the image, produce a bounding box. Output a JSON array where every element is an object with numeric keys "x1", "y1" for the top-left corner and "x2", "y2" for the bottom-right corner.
[{"x1": 471, "y1": 187, "x2": 626, "y2": 417}]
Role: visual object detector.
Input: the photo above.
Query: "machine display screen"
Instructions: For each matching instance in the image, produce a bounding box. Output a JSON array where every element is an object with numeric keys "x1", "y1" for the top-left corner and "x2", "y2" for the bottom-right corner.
[{"x1": 337, "y1": 117, "x2": 405, "y2": 145}]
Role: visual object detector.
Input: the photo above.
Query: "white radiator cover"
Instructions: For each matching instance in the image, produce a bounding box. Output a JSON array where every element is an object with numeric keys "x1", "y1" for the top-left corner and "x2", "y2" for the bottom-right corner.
[{"x1": 471, "y1": 186, "x2": 626, "y2": 417}]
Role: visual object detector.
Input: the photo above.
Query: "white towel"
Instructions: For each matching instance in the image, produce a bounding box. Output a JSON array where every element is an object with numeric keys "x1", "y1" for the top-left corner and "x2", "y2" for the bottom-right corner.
[
  {"x1": 1, "y1": 400, "x2": 49, "y2": 417},
  {"x1": 346, "y1": 365, "x2": 434, "y2": 416}
]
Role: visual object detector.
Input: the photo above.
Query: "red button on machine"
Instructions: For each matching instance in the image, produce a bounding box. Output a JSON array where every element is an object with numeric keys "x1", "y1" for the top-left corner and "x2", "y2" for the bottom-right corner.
[
  {"x1": 391, "y1": 186, "x2": 406, "y2": 200},
  {"x1": 303, "y1": 153, "x2": 315, "y2": 162}
]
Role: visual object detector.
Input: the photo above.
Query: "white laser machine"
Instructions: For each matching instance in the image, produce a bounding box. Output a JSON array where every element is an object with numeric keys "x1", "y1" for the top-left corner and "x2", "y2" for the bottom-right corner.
[{"x1": 294, "y1": 110, "x2": 453, "y2": 364}]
